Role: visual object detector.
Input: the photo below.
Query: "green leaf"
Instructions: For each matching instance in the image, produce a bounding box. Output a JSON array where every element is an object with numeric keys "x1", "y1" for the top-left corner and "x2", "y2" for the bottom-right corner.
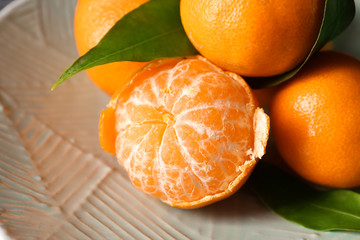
[
  {"x1": 248, "y1": 162, "x2": 360, "y2": 231},
  {"x1": 52, "y1": 0, "x2": 198, "y2": 90},
  {"x1": 246, "y1": 0, "x2": 356, "y2": 89}
]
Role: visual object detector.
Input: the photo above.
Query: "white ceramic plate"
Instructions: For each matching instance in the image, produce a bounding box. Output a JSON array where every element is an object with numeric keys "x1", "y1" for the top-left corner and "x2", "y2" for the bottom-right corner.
[{"x1": 0, "y1": 0, "x2": 359, "y2": 239}]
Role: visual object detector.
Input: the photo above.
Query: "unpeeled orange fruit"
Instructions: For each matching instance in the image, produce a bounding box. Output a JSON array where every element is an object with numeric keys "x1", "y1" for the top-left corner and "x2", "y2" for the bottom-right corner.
[
  {"x1": 180, "y1": 0, "x2": 325, "y2": 77},
  {"x1": 99, "y1": 57, "x2": 270, "y2": 208},
  {"x1": 270, "y1": 51, "x2": 360, "y2": 188},
  {"x1": 74, "y1": 0, "x2": 149, "y2": 94}
]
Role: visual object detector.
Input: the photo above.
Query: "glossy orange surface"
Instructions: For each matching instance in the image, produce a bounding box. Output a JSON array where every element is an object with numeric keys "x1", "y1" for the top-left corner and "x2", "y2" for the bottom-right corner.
[
  {"x1": 271, "y1": 51, "x2": 360, "y2": 188},
  {"x1": 180, "y1": 0, "x2": 325, "y2": 77}
]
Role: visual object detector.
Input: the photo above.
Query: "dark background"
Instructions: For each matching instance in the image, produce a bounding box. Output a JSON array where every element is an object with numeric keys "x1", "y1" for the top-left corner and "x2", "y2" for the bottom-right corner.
[{"x1": 0, "y1": 0, "x2": 12, "y2": 9}]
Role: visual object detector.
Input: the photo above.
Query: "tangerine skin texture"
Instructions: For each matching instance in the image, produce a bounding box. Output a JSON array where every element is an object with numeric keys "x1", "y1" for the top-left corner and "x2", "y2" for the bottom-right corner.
[
  {"x1": 271, "y1": 51, "x2": 360, "y2": 188},
  {"x1": 180, "y1": 0, "x2": 325, "y2": 77},
  {"x1": 74, "y1": 0, "x2": 149, "y2": 94},
  {"x1": 106, "y1": 57, "x2": 269, "y2": 208}
]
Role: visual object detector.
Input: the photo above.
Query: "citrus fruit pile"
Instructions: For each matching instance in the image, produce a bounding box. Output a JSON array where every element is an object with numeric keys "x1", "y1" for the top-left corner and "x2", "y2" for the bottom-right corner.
[{"x1": 73, "y1": 0, "x2": 359, "y2": 208}]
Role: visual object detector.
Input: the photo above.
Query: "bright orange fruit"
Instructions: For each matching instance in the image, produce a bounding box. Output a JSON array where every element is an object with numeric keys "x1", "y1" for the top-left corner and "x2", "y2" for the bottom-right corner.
[
  {"x1": 99, "y1": 107, "x2": 117, "y2": 155},
  {"x1": 270, "y1": 51, "x2": 360, "y2": 188},
  {"x1": 74, "y1": 0, "x2": 149, "y2": 94},
  {"x1": 180, "y1": 0, "x2": 325, "y2": 77},
  {"x1": 100, "y1": 57, "x2": 270, "y2": 208}
]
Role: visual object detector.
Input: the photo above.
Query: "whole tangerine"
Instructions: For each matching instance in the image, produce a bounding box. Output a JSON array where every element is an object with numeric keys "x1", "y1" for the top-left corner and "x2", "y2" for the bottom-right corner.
[
  {"x1": 270, "y1": 51, "x2": 360, "y2": 188},
  {"x1": 180, "y1": 0, "x2": 325, "y2": 77}
]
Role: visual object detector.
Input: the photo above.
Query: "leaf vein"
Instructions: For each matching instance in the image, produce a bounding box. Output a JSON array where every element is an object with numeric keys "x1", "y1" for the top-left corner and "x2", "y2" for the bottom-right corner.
[
  {"x1": 306, "y1": 200, "x2": 360, "y2": 220},
  {"x1": 84, "y1": 27, "x2": 183, "y2": 69}
]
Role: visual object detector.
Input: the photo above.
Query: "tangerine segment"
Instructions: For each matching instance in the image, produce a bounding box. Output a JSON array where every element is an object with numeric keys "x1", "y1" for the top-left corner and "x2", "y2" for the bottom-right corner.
[
  {"x1": 110, "y1": 57, "x2": 269, "y2": 208},
  {"x1": 99, "y1": 107, "x2": 116, "y2": 155}
]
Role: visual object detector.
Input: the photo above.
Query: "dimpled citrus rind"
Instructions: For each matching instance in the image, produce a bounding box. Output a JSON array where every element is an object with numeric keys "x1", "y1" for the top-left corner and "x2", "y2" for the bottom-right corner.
[
  {"x1": 180, "y1": 0, "x2": 324, "y2": 77},
  {"x1": 271, "y1": 51, "x2": 360, "y2": 188}
]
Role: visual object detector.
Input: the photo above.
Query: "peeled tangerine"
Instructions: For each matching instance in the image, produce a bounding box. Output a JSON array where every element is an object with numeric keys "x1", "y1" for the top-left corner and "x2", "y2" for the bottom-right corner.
[{"x1": 99, "y1": 57, "x2": 270, "y2": 208}]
